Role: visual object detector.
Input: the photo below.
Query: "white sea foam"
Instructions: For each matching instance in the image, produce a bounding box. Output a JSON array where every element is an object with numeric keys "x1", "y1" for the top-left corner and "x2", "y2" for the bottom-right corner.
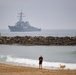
[{"x1": 4, "y1": 55, "x2": 76, "y2": 70}]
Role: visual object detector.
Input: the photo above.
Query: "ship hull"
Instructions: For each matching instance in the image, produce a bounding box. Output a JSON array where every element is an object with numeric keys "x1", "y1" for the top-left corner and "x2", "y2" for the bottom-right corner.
[
  {"x1": 8, "y1": 12, "x2": 41, "y2": 32},
  {"x1": 8, "y1": 26, "x2": 41, "y2": 32}
]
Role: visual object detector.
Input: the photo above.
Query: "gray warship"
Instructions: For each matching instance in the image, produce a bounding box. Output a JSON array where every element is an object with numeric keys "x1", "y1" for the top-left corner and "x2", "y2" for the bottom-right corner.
[{"x1": 8, "y1": 12, "x2": 41, "y2": 32}]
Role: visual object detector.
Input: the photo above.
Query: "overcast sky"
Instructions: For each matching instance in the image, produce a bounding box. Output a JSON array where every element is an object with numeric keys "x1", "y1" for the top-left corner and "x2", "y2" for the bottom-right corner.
[{"x1": 0, "y1": 0, "x2": 76, "y2": 29}]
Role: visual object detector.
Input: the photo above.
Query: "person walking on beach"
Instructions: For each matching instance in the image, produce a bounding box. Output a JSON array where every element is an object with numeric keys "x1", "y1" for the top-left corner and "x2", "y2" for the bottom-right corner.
[{"x1": 39, "y1": 55, "x2": 43, "y2": 69}]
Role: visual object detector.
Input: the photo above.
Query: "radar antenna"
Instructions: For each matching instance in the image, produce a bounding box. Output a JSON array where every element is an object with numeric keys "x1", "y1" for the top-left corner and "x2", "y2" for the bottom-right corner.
[{"x1": 18, "y1": 12, "x2": 25, "y2": 22}]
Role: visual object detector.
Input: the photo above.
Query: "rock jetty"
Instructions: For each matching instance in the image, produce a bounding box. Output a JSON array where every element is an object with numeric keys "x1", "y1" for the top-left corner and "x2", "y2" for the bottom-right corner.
[{"x1": 0, "y1": 36, "x2": 76, "y2": 45}]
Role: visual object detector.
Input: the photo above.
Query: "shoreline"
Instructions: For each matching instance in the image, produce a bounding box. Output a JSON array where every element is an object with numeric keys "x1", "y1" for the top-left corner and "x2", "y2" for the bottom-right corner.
[{"x1": 0, "y1": 63, "x2": 76, "y2": 75}]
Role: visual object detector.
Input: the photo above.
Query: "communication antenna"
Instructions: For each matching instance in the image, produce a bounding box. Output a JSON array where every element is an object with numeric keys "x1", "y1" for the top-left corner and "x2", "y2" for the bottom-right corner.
[{"x1": 18, "y1": 11, "x2": 25, "y2": 22}]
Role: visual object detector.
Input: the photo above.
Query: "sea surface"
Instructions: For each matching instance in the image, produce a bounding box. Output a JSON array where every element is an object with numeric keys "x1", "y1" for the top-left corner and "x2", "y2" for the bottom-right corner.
[
  {"x1": 0, "y1": 29, "x2": 76, "y2": 69},
  {"x1": 0, "y1": 45, "x2": 76, "y2": 69},
  {"x1": 0, "y1": 29, "x2": 76, "y2": 37}
]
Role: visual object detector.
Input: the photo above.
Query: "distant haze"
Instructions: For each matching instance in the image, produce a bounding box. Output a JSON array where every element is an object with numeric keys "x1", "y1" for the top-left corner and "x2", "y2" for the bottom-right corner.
[{"x1": 0, "y1": 0, "x2": 76, "y2": 29}]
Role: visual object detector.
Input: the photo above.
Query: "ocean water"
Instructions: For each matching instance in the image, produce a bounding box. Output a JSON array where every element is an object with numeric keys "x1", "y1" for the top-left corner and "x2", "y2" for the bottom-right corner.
[
  {"x1": 0, "y1": 45, "x2": 76, "y2": 69},
  {"x1": 0, "y1": 29, "x2": 76, "y2": 69},
  {"x1": 0, "y1": 29, "x2": 76, "y2": 37}
]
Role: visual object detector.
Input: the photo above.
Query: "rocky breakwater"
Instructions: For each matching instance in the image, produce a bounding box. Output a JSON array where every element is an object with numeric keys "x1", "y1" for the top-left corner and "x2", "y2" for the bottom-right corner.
[{"x1": 0, "y1": 36, "x2": 76, "y2": 45}]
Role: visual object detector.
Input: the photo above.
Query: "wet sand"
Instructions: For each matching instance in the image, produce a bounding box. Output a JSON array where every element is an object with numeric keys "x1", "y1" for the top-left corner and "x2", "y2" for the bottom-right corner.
[{"x1": 0, "y1": 63, "x2": 76, "y2": 75}]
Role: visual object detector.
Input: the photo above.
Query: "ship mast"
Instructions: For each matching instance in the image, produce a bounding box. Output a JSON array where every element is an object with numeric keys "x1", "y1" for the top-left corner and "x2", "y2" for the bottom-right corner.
[{"x1": 18, "y1": 12, "x2": 24, "y2": 22}]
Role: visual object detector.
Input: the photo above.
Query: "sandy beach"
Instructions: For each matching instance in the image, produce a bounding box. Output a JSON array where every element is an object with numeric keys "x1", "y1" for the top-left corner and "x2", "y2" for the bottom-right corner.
[{"x1": 0, "y1": 63, "x2": 76, "y2": 75}]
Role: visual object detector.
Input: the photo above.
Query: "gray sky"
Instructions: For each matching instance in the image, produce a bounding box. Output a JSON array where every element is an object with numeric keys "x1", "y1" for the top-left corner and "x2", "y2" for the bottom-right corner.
[{"x1": 0, "y1": 0, "x2": 76, "y2": 29}]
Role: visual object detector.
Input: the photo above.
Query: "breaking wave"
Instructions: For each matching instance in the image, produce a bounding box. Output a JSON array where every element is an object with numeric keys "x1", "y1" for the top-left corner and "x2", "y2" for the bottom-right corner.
[{"x1": 0, "y1": 54, "x2": 76, "y2": 69}]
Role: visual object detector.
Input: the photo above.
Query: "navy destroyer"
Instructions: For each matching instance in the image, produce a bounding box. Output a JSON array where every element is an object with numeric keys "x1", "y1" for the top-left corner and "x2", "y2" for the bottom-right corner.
[{"x1": 8, "y1": 12, "x2": 41, "y2": 32}]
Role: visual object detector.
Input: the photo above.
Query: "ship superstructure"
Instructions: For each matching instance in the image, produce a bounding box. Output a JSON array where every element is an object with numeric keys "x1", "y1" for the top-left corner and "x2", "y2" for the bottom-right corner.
[{"x1": 8, "y1": 12, "x2": 41, "y2": 32}]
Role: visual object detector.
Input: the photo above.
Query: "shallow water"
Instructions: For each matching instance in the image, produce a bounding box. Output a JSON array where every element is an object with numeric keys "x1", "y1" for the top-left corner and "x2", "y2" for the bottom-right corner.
[{"x1": 0, "y1": 45, "x2": 76, "y2": 69}]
